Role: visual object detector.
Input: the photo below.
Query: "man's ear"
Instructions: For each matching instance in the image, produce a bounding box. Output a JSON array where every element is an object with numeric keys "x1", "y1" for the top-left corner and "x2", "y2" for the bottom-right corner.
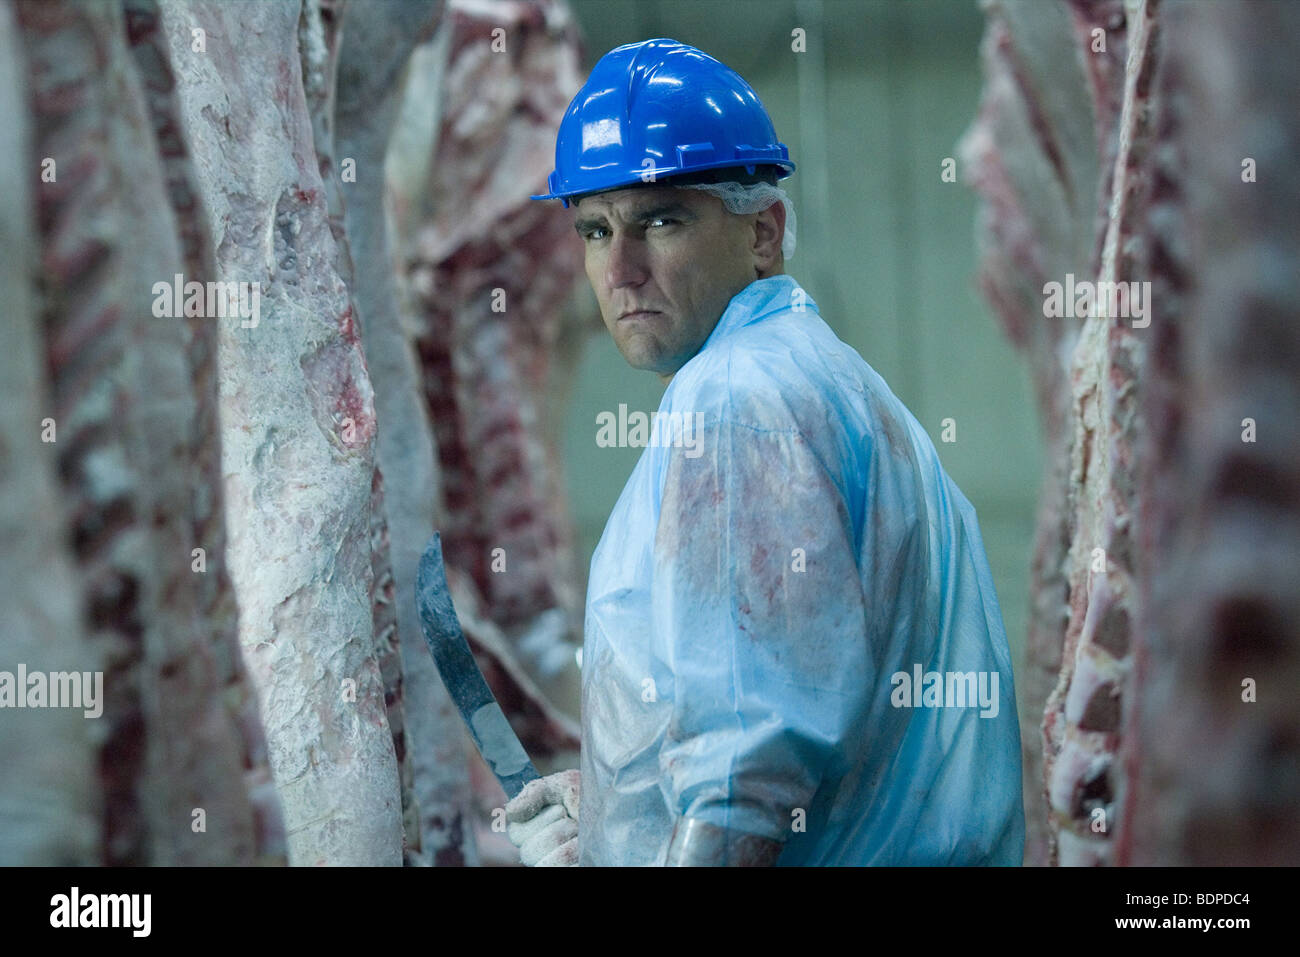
[{"x1": 751, "y1": 200, "x2": 786, "y2": 275}]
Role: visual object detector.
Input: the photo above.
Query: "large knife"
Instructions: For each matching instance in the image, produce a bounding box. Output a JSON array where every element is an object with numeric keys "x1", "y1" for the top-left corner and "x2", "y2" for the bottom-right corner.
[{"x1": 416, "y1": 532, "x2": 541, "y2": 799}]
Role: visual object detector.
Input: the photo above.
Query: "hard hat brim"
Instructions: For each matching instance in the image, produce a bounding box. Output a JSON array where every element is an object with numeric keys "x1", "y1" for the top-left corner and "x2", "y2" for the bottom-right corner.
[{"x1": 531, "y1": 158, "x2": 796, "y2": 206}]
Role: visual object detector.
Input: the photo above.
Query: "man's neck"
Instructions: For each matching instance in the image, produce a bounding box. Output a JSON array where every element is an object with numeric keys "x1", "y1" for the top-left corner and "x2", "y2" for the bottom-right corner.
[{"x1": 657, "y1": 270, "x2": 789, "y2": 386}]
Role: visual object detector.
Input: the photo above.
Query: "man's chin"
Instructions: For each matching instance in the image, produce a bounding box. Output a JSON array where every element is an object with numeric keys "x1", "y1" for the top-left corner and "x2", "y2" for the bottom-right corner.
[
  {"x1": 614, "y1": 343, "x2": 666, "y2": 376},
  {"x1": 615, "y1": 339, "x2": 695, "y2": 380}
]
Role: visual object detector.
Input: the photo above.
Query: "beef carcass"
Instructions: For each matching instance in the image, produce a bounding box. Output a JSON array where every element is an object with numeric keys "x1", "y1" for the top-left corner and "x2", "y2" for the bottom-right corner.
[
  {"x1": 405, "y1": 0, "x2": 591, "y2": 730},
  {"x1": 394, "y1": 0, "x2": 590, "y2": 861},
  {"x1": 965, "y1": 0, "x2": 1300, "y2": 865},
  {"x1": 325, "y1": 0, "x2": 484, "y2": 867},
  {"x1": 961, "y1": 0, "x2": 1134, "y2": 865},
  {"x1": 0, "y1": 0, "x2": 99, "y2": 866},
  {"x1": 1118, "y1": 0, "x2": 1300, "y2": 866},
  {"x1": 159, "y1": 0, "x2": 403, "y2": 865},
  {"x1": 9, "y1": 0, "x2": 283, "y2": 864}
]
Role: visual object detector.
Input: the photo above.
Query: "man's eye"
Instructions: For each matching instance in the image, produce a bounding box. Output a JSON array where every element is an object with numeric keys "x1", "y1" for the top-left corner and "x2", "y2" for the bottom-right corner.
[
  {"x1": 648, "y1": 218, "x2": 677, "y2": 228},
  {"x1": 583, "y1": 227, "x2": 608, "y2": 241}
]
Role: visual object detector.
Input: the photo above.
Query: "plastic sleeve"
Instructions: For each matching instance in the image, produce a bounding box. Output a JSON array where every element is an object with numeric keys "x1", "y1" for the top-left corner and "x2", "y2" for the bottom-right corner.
[{"x1": 651, "y1": 414, "x2": 872, "y2": 844}]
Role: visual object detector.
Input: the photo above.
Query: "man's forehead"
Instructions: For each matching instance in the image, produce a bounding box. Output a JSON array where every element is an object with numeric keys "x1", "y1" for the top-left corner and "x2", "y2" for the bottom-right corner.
[{"x1": 572, "y1": 185, "x2": 705, "y2": 218}]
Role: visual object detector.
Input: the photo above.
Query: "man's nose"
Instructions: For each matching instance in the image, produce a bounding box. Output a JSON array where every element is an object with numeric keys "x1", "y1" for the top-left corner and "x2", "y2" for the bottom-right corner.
[{"x1": 604, "y1": 231, "x2": 647, "y2": 289}]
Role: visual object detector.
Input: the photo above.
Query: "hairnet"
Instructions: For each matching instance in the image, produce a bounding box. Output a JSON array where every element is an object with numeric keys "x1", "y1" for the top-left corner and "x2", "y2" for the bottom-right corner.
[{"x1": 676, "y1": 180, "x2": 797, "y2": 261}]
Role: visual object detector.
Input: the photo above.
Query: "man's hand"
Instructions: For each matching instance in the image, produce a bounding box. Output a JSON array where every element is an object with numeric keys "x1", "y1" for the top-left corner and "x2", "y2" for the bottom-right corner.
[{"x1": 504, "y1": 769, "x2": 580, "y2": 867}]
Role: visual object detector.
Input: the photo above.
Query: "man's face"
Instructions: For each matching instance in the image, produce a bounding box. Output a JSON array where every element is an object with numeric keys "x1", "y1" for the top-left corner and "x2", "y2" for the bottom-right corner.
[{"x1": 573, "y1": 185, "x2": 758, "y2": 382}]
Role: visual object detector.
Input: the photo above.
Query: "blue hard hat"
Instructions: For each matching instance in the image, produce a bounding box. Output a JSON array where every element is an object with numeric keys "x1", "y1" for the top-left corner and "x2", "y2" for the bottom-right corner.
[{"x1": 531, "y1": 38, "x2": 795, "y2": 208}]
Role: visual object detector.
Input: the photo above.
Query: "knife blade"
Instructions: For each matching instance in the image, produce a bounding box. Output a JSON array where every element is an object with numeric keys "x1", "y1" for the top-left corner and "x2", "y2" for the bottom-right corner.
[{"x1": 415, "y1": 532, "x2": 541, "y2": 799}]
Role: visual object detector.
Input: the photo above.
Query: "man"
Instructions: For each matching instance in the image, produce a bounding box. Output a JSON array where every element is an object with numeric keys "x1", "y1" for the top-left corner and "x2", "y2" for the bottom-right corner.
[{"x1": 506, "y1": 38, "x2": 1024, "y2": 866}]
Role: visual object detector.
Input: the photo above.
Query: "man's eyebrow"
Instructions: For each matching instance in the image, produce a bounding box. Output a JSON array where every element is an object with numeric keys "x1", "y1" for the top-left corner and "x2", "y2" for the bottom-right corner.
[
  {"x1": 630, "y1": 202, "x2": 694, "y2": 221},
  {"x1": 574, "y1": 202, "x2": 695, "y2": 234}
]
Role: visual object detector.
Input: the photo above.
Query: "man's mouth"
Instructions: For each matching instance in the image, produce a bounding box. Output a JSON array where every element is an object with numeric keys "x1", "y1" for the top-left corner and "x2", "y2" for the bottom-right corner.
[{"x1": 618, "y1": 309, "x2": 661, "y2": 321}]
